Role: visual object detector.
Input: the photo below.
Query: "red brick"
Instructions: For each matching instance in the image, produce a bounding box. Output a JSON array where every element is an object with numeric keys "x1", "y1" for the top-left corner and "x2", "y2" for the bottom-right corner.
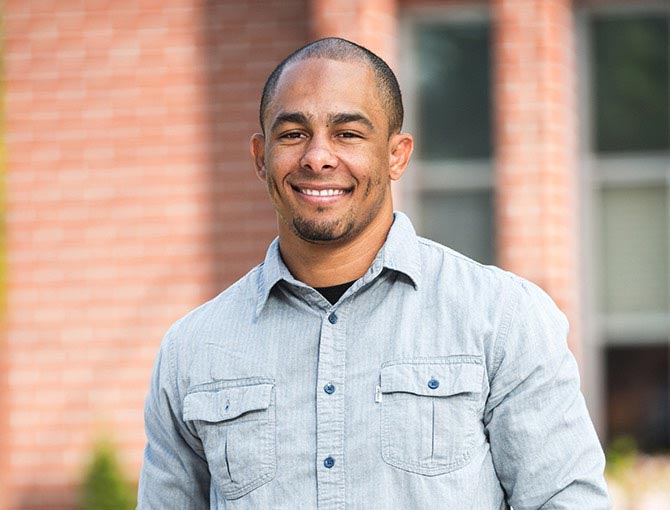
[
  {"x1": 1, "y1": 0, "x2": 307, "y2": 507},
  {"x1": 493, "y1": 0, "x2": 580, "y2": 355}
]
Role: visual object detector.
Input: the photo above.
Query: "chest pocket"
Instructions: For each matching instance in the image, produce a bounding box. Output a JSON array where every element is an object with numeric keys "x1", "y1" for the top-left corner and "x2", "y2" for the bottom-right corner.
[
  {"x1": 380, "y1": 357, "x2": 483, "y2": 476},
  {"x1": 183, "y1": 378, "x2": 276, "y2": 500}
]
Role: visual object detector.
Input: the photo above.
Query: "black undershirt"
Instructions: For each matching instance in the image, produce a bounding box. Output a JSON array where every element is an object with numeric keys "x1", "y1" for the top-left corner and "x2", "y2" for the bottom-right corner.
[{"x1": 315, "y1": 280, "x2": 357, "y2": 305}]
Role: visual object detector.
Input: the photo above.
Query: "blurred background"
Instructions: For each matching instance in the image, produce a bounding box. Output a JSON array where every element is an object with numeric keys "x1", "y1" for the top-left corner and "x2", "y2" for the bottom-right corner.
[{"x1": 0, "y1": 0, "x2": 668, "y2": 509}]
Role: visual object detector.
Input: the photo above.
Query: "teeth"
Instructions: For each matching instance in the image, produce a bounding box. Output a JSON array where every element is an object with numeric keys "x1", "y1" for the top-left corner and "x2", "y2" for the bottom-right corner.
[{"x1": 301, "y1": 189, "x2": 345, "y2": 197}]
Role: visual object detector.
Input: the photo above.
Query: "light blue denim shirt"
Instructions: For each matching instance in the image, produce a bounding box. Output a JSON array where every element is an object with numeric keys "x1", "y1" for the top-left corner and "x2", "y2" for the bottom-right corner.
[{"x1": 138, "y1": 212, "x2": 610, "y2": 510}]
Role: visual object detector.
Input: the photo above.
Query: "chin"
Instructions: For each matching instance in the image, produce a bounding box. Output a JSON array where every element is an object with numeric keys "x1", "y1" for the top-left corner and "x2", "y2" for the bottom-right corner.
[{"x1": 292, "y1": 216, "x2": 354, "y2": 243}]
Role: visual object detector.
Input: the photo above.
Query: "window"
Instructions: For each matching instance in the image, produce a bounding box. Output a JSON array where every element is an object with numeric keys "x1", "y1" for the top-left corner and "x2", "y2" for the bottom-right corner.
[
  {"x1": 583, "y1": 5, "x2": 670, "y2": 451},
  {"x1": 404, "y1": 13, "x2": 494, "y2": 264}
]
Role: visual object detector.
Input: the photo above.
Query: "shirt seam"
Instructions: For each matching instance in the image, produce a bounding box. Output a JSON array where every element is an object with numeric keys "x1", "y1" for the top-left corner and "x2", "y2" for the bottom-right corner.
[
  {"x1": 165, "y1": 328, "x2": 209, "y2": 460},
  {"x1": 166, "y1": 329, "x2": 181, "y2": 409},
  {"x1": 489, "y1": 277, "x2": 522, "y2": 383},
  {"x1": 417, "y1": 237, "x2": 494, "y2": 272}
]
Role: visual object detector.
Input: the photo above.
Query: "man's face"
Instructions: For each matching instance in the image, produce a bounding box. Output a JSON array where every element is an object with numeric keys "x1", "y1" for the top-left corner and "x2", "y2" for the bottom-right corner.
[{"x1": 251, "y1": 58, "x2": 412, "y2": 245}]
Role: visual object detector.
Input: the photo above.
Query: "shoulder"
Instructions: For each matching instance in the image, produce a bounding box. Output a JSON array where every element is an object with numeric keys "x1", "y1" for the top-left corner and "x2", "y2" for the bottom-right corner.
[
  {"x1": 415, "y1": 236, "x2": 524, "y2": 300},
  {"x1": 164, "y1": 263, "x2": 264, "y2": 349},
  {"x1": 414, "y1": 235, "x2": 566, "y2": 338}
]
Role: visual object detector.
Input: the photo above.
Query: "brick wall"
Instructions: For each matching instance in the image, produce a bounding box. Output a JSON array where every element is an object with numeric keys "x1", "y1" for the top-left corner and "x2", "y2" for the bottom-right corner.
[
  {"x1": 201, "y1": 0, "x2": 308, "y2": 290},
  {"x1": 492, "y1": 0, "x2": 581, "y2": 355},
  {"x1": 311, "y1": 0, "x2": 398, "y2": 64},
  {"x1": 1, "y1": 1, "x2": 306, "y2": 508}
]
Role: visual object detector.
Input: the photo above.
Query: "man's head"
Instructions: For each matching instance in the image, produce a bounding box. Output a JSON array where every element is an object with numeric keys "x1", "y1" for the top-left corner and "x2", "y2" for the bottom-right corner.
[
  {"x1": 251, "y1": 38, "x2": 413, "y2": 248},
  {"x1": 260, "y1": 37, "x2": 404, "y2": 137}
]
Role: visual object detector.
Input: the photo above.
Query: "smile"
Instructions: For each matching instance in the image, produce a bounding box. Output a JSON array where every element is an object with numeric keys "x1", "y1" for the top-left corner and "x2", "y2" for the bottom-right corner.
[{"x1": 299, "y1": 188, "x2": 346, "y2": 197}]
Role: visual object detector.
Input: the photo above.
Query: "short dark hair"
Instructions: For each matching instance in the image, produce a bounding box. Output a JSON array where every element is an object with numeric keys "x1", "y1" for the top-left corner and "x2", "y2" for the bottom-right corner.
[{"x1": 259, "y1": 37, "x2": 404, "y2": 136}]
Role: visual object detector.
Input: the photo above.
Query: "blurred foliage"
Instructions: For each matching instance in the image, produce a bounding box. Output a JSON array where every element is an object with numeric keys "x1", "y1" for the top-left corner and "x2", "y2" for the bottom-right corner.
[
  {"x1": 606, "y1": 435, "x2": 638, "y2": 480},
  {"x1": 79, "y1": 440, "x2": 136, "y2": 510}
]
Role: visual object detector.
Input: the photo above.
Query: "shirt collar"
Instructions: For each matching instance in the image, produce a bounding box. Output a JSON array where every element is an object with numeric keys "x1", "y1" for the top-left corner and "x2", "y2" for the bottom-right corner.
[
  {"x1": 255, "y1": 211, "x2": 422, "y2": 317},
  {"x1": 255, "y1": 237, "x2": 293, "y2": 317},
  {"x1": 377, "y1": 211, "x2": 422, "y2": 289}
]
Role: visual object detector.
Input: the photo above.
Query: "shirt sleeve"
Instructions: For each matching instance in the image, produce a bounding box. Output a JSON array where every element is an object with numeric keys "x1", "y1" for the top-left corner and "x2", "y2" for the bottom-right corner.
[
  {"x1": 484, "y1": 279, "x2": 611, "y2": 510},
  {"x1": 137, "y1": 330, "x2": 211, "y2": 509}
]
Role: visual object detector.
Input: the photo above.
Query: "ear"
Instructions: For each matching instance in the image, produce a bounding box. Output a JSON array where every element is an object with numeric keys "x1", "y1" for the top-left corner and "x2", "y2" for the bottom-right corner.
[
  {"x1": 250, "y1": 133, "x2": 267, "y2": 181},
  {"x1": 388, "y1": 133, "x2": 414, "y2": 181}
]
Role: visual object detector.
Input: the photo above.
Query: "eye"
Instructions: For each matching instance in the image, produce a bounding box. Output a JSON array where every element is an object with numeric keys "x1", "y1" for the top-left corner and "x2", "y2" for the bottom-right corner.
[
  {"x1": 337, "y1": 131, "x2": 362, "y2": 139},
  {"x1": 280, "y1": 131, "x2": 305, "y2": 140}
]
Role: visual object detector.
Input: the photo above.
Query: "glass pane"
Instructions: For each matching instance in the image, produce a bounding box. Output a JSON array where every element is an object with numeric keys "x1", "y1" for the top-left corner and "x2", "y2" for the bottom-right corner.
[
  {"x1": 606, "y1": 344, "x2": 669, "y2": 452},
  {"x1": 419, "y1": 191, "x2": 494, "y2": 264},
  {"x1": 416, "y1": 23, "x2": 491, "y2": 160},
  {"x1": 600, "y1": 186, "x2": 668, "y2": 313},
  {"x1": 592, "y1": 15, "x2": 669, "y2": 153}
]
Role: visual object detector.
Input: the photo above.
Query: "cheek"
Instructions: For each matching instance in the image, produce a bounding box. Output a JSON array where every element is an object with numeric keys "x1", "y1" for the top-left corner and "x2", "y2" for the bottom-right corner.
[
  {"x1": 266, "y1": 150, "x2": 299, "y2": 180},
  {"x1": 264, "y1": 154, "x2": 295, "y2": 203},
  {"x1": 346, "y1": 151, "x2": 384, "y2": 176},
  {"x1": 354, "y1": 152, "x2": 390, "y2": 185}
]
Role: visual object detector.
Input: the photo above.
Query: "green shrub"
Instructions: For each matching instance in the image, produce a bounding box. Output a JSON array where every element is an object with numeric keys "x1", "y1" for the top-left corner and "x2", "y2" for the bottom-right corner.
[
  {"x1": 605, "y1": 435, "x2": 638, "y2": 480},
  {"x1": 79, "y1": 440, "x2": 136, "y2": 510}
]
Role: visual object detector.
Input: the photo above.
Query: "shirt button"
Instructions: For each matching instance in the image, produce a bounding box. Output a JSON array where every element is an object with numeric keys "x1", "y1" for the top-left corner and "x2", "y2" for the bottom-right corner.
[
  {"x1": 428, "y1": 378, "x2": 440, "y2": 390},
  {"x1": 328, "y1": 313, "x2": 338, "y2": 324},
  {"x1": 324, "y1": 383, "x2": 335, "y2": 394},
  {"x1": 324, "y1": 456, "x2": 335, "y2": 469}
]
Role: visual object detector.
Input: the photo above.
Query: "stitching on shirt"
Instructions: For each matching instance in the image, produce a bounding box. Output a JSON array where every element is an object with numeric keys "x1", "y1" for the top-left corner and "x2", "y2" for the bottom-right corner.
[
  {"x1": 219, "y1": 386, "x2": 277, "y2": 500},
  {"x1": 383, "y1": 445, "x2": 476, "y2": 475},
  {"x1": 197, "y1": 386, "x2": 277, "y2": 500},
  {"x1": 380, "y1": 389, "x2": 478, "y2": 475},
  {"x1": 186, "y1": 377, "x2": 275, "y2": 393},
  {"x1": 381, "y1": 355, "x2": 482, "y2": 368},
  {"x1": 163, "y1": 329, "x2": 209, "y2": 461},
  {"x1": 417, "y1": 236, "x2": 497, "y2": 272},
  {"x1": 224, "y1": 470, "x2": 275, "y2": 499},
  {"x1": 488, "y1": 278, "x2": 521, "y2": 384}
]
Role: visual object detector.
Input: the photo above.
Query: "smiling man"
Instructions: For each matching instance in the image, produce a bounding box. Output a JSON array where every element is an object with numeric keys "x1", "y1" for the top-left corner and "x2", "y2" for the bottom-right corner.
[{"x1": 138, "y1": 38, "x2": 610, "y2": 509}]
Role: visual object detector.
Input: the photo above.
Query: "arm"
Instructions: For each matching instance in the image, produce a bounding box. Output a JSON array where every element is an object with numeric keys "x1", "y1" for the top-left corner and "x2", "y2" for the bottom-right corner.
[
  {"x1": 484, "y1": 280, "x2": 611, "y2": 510},
  {"x1": 137, "y1": 331, "x2": 211, "y2": 509}
]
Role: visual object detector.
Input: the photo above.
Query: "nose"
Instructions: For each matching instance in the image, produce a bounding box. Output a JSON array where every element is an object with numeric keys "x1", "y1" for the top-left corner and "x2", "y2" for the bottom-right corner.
[{"x1": 300, "y1": 135, "x2": 338, "y2": 173}]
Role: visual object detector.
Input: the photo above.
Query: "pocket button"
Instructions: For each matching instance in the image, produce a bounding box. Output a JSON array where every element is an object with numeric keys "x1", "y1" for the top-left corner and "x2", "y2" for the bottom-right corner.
[{"x1": 427, "y1": 378, "x2": 440, "y2": 390}]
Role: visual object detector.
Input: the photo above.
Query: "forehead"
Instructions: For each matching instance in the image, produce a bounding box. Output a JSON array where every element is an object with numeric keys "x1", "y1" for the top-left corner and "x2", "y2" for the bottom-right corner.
[{"x1": 268, "y1": 58, "x2": 384, "y2": 123}]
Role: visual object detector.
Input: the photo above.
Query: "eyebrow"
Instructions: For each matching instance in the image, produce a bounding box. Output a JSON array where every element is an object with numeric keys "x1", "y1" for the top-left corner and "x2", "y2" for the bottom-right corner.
[
  {"x1": 271, "y1": 112, "x2": 311, "y2": 133},
  {"x1": 270, "y1": 111, "x2": 375, "y2": 133},
  {"x1": 328, "y1": 112, "x2": 374, "y2": 131}
]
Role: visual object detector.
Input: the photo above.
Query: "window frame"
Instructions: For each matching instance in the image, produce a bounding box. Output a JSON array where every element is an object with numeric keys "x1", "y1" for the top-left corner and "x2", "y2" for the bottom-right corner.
[
  {"x1": 578, "y1": 1, "x2": 670, "y2": 345},
  {"x1": 576, "y1": 0, "x2": 670, "y2": 436},
  {"x1": 399, "y1": 5, "x2": 493, "y2": 256}
]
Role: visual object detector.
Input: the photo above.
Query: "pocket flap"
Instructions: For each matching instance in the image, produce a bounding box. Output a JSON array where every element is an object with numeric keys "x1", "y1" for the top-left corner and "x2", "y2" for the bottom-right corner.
[
  {"x1": 183, "y1": 383, "x2": 273, "y2": 423},
  {"x1": 381, "y1": 360, "x2": 483, "y2": 397}
]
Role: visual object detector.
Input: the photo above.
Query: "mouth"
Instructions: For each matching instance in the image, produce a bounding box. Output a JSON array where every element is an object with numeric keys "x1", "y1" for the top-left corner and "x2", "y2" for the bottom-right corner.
[
  {"x1": 298, "y1": 187, "x2": 347, "y2": 197},
  {"x1": 291, "y1": 184, "x2": 353, "y2": 201}
]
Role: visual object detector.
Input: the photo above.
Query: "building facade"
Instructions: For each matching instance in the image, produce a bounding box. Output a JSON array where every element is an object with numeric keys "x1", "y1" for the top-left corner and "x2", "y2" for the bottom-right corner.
[{"x1": 1, "y1": 0, "x2": 667, "y2": 508}]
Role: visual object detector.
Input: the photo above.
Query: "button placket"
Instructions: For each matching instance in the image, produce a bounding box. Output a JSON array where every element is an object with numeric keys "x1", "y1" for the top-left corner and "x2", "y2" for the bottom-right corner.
[{"x1": 315, "y1": 306, "x2": 346, "y2": 508}]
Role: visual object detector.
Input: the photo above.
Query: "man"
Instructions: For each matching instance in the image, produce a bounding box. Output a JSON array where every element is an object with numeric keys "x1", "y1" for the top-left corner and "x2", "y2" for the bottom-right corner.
[{"x1": 138, "y1": 38, "x2": 610, "y2": 509}]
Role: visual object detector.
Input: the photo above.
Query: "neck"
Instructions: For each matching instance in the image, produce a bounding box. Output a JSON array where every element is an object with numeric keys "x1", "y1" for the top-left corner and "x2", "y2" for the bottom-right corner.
[{"x1": 278, "y1": 210, "x2": 394, "y2": 288}]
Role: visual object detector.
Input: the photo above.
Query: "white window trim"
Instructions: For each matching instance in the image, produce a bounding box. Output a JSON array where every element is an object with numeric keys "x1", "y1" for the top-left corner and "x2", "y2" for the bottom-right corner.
[
  {"x1": 398, "y1": 5, "x2": 492, "y2": 233},
  {"x1": 576, "y1": 1, "x2": 670, "y2": 435}
]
